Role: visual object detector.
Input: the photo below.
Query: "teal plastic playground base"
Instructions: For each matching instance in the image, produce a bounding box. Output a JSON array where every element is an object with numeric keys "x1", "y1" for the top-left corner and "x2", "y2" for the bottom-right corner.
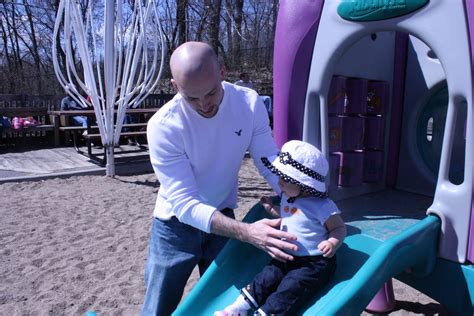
[{"x1": 174, "y1": 202, "x2": 474, "y2": 315}]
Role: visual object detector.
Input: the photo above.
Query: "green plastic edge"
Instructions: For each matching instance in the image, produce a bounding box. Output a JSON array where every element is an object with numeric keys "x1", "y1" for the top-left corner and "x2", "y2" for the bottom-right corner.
[
  {"x1": 309, "y1": 214, "x2": 440, "y2": 315},
  {"x1": 337, "y1": 0, "x2": 430, "y2": 22},
  {"x1": 174, "y1": 203, "x2": 447, "y2": 315}
]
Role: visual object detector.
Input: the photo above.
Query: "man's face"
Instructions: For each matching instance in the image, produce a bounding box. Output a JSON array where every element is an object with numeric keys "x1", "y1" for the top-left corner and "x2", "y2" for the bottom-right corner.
[{"x1": 172, "y1": 67, "x2": 224, "y2": 118}]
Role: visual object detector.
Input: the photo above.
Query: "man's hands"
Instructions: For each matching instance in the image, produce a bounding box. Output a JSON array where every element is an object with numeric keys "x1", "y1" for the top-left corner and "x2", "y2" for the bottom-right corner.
[
  {"x1": 244, "y1": 218, "x2": 298, "y2": 262},
  {"x1": 210, "y1": 211, "x2": 297, "y2": 262}
]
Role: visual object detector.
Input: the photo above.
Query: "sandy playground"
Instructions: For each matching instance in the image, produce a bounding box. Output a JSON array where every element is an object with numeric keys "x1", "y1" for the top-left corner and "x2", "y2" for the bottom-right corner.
[{"x1": 0, "y1": 157, "x2": 449, "y2": 315}]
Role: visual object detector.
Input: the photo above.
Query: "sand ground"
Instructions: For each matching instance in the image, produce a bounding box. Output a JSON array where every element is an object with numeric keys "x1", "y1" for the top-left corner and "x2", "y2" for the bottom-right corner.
[{"x1": 0, "y1": 157, "x2": 449, "y2": 315}]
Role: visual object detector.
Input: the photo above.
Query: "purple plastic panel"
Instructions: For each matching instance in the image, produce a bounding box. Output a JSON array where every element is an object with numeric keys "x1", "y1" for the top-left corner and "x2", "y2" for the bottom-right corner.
[
  {"x1": 329, "y1": 115, "x2": 364, "y2": 151},
  {"x1": 364, "y1": 150, "x2": 384, "y2": 183},
  {"x1": 364, "y1": 116, "x2": 385, "y2": 150},
  {"x1": 346, "y1": 78, "x2": 368, "y2": 114},
  {"x1": 366, "y1": 279, "x2": 395, "y2": 313},
  {"x1": 329, "y1": 153, "x2": 341, "y2": 190},
  {"x1": 328, "y1": 116, "x2": 343, "y2": 152},
  {"x1": 464, "y1": 0, "x2": 474, "y2": 263},
  {"x1": 368, "y1": 80, "x2": 389, "y2": 115},
  {"x1": 328, "y1": 76, "x2": 348, "y2": 114},
  {"x1": 342, "y1": 116, "x2": 365, "y2": 150},
  {"x1": 386, "y1": 32, "x2": 409, "y2": 187},
  {"x1": 273, "y1": 0, "x2": 325, "y2": 148},
  {"x1": 338, "y1": 151, "x2": 364, "y2": 187}
]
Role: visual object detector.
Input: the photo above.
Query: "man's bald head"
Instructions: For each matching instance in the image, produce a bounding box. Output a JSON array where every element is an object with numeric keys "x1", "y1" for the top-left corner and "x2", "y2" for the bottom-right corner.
[
  {"x1": 169, "y1": 42, "x2": 225, "y2": 118},
  {"x1": 170, "y1": 42, "x2": 221, "y2": 86}
]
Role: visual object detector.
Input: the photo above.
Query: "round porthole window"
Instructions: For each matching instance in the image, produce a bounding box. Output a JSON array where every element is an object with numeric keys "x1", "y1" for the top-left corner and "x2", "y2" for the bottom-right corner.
[
  {"x1": 416, "y1": 85, "x2": 447, "y2": 178},
  {"x1": 416, "y1": 84, "x2": 465, "y2": 184}
]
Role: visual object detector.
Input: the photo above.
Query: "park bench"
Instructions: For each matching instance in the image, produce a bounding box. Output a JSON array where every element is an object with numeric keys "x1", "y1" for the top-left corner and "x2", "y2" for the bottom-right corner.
[
  {"x1": 0, "y1": 93, "x2": 173, "y2": 151},
  {"x1": 1, "y1": 106, "x2": 55, "y2": 146},
  {"x1": 82, "y1": 130, "x2": 149, "y2": 164},
  {"x1": 81, "y1": 126, "x2": 149, "y2": 165},
  {"x1": 48, "y1": 109, "x2": 157, "y2": 165},
  {"x1": 59, "y1": 123, "x2": 148, "y2": 147}
]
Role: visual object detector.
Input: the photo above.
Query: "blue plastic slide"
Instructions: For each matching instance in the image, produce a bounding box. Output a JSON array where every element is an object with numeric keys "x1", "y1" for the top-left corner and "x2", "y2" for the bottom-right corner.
[{"x1": 173, "y1": 203, "x2": 440, "y2": 315}]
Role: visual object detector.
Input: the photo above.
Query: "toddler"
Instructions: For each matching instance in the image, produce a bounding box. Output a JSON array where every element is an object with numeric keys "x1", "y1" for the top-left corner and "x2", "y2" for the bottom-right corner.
[{"x1": 215, "y1": 140, "x2": 346, "y2": 315}]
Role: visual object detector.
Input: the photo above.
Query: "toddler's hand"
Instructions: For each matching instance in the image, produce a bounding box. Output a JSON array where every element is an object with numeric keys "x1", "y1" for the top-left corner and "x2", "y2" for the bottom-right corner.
[{"x1": 318, "y1": 240, "x2": 336, "y2": 258}]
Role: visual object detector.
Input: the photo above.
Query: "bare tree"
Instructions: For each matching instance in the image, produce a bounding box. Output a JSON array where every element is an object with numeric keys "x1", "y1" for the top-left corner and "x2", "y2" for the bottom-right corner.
[
  {"x1": 22, "y1": 0, "x2": 43, "y2": 92},
  {"x1": 0, "y1": 0, "x2": 279, "y2": 95},
  {"x1": 231, "y1": 0, "x2": 243, "y2": 67},
  {"x1": 188, "y1": 1, "x2": 210, "y2": 42},
  {"x1": 2, "y1": 2, "x2": 24, "y2": 85},
  {"x1": 0, "y1": 7, "x2": 15, "y2": 93},
  {"x1": 176, "y1": 0, "x2": 188, "y2": 45},
  {"x1": 207, "y1": 0, "x2": 222, "y2": 54}
]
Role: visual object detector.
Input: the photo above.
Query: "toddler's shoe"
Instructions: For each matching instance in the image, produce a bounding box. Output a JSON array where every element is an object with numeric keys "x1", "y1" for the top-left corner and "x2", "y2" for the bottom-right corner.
[{"x1": 215, "y1": 293, "x2": 251, "y2": 316}]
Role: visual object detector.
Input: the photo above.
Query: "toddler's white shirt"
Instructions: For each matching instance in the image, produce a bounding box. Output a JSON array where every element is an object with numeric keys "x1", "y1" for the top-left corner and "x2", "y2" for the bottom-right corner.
[{"x1": 280, "y1": 194, "x2": 340, "y2": 256}]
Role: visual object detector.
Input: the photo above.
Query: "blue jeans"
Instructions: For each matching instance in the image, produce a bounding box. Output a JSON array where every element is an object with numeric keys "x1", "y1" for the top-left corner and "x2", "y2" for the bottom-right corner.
[
  {"x1": 123, "y1": 114, "x2": 138, "y2": 131},
  {"x1": 141, "y1": 209, "x2": 234, "y2": 316},
  {"x1": 245, "y1": 255, "x2": 336, "y2": 314}
]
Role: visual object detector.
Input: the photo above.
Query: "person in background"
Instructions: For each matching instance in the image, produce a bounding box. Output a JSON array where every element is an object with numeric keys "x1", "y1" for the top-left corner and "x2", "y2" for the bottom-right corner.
[
  {"x1": 234, "y1": 72, "x2": 254, "y2": 90},
  {"x1": 142, "y1": 41, "x2": 298, "y2": 315},
  {"x1": 0, "y1": 116, "x2": 11, "y2": 132},
  {"x1": 60, "y1": 95, "x2": 89, "y2": 130},
  {"x1": 215, "y1": 140, "x2": 346, "y2": 315}
]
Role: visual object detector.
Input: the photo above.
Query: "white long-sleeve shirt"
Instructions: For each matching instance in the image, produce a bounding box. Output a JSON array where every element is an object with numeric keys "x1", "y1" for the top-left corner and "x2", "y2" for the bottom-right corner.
[{"x1": 147, "y1": 81, "x2": 279, "y2": 232}]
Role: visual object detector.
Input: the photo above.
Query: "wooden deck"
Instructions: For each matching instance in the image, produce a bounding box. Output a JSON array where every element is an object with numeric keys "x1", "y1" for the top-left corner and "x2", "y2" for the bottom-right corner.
[{"x1": 0, "y1": 145, "x2": 152, "y2": 181}]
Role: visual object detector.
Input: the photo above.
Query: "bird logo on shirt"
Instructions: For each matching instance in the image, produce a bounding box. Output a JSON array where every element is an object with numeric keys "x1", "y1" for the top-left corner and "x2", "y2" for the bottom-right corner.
[{"x1": 235, "y1": 129, "x2": 242, "y2": 136}]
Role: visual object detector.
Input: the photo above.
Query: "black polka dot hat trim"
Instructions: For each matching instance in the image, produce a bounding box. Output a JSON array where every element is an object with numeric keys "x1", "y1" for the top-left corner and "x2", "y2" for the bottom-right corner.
[
  {"x1": 261, "y1": 156, "x2": 328, "y2": 199},
  {"x1": 278, "y1": 152, "x2": 326, "y2": 182}
]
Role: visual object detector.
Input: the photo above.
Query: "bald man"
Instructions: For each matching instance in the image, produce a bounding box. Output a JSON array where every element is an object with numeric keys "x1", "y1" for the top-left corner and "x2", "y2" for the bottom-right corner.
[{"x1": 143, "y1": 42, "x2": 298, "y2": 315}]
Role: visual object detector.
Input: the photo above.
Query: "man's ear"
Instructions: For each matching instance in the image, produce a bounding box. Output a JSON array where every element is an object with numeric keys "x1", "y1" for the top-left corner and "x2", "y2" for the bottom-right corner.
[{"x1": 171, "y1": 79, "x2": 179, "y2": 92}]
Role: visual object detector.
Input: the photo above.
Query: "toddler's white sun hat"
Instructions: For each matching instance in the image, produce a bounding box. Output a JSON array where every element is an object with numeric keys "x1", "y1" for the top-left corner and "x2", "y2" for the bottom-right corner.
[{"x1": 261, "y1": 140, "x2": 328, "y2": 198}]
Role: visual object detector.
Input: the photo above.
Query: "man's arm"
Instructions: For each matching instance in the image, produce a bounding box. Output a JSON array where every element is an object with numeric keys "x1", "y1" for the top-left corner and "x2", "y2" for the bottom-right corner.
[
  {"x1": 247, "y1": 96, "x2": 281, "y2": 193},
  {"x1": 147, "y1": 114, "x2": 218, "y2": 232},
  {"x1": 210, "y1": 210, "x2": 298, "y2": 262}
]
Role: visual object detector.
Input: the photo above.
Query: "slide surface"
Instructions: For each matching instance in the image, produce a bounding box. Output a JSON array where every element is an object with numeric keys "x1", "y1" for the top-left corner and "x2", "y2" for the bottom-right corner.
[{"x1": 173, "y1": 203, "x2": 440, "y2": 315}]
